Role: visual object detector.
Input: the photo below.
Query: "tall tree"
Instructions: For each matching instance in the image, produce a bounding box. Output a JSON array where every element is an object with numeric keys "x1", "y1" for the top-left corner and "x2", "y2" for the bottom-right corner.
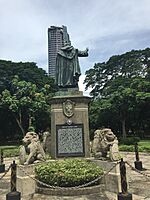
[
  {"x1": 85, "y1": 48, "x2": 149, "y2": 98},
  {"x1": 0, "y1": 76, "x2": 52, "y2": 136},
  {"x1": 0, "y1": 60, "x2": 57, "y2": 93},
  {"x1": 0, "y1": 60, "x2": 58, "y2": 140},
  {"x1": 84, "y1": 48, "x2": 150, "y2": 138}
]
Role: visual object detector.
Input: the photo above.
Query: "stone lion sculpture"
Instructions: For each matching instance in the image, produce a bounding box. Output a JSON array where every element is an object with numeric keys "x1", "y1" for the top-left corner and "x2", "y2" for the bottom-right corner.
[
  {"x1": 42, "y1": 130, "x2": 51, "y2": 154},
  {"x1": 19, "y1": 132, "x2": 46, "y2": 165},
  {"x1": 91, "y1": 128, "x2": 120, "y2": 161}
]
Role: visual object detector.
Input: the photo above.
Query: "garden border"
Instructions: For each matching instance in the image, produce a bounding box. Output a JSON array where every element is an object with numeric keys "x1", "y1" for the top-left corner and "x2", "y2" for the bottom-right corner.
[{"x1": 36, "y1": 184, "x2": 105, "y2": 196}]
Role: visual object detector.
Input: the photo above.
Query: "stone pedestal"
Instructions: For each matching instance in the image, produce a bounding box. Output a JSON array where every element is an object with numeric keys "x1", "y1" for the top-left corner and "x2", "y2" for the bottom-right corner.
[
  {"x1": 17, "y1": 164, "x2": 36, "y2": 196},
  {"x1": 90, "y1": 159, "x2": 122, "y2": 193},
  {"x1": 49, "y1": 95, "x2": 91, "y2": 159}
]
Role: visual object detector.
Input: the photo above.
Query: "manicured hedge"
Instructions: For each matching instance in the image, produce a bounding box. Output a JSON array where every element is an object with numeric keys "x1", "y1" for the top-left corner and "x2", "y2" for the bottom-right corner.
[{"x1": 35, "y1": 159, "x2": 104, "y2": 187}]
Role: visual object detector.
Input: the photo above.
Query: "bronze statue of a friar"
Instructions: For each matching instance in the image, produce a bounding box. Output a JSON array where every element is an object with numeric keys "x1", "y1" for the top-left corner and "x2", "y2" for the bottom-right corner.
[{"x1": 56, "y1": 43, "x2": 88, "y2": 88}]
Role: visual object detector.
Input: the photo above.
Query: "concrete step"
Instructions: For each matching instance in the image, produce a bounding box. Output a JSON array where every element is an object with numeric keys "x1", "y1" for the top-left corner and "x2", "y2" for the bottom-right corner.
[{"x1": 32, "y1": 193, "x2": 109, "y2": 200}]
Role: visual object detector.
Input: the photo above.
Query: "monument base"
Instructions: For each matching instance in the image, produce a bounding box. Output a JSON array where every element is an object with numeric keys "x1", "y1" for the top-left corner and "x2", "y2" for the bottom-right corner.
[
  {"x1": 17, "y1": 164, "x2": 36, "y2": 196},
  {"x1": 36, "y1": 184, "x2": 105, "y2": 196},
  {"x1": 55, "y1": 88, "x2": 83, "y2": 97},
  {"x1": 49, "y1": 95, "x2": 91, "y2": 159},
  {"x1": 89, "y1": 158, "x2": 121, "y2": 193}
]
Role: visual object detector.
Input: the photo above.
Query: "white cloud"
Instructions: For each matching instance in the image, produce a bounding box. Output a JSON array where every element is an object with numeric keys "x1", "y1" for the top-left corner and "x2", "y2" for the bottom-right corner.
[
  {"x1": 0, "y1": 0, "x2": 150, "y2": 93},
  {"x1": 79, "y1": 75, "x2": 92, "y2": 96}
]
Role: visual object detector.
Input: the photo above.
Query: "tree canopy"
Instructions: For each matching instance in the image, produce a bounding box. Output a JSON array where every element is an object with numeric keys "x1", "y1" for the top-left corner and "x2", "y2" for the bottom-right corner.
[
  {"x1": 0, "y1": 60, "x2": 57, "y2": 143},
  {"x1": 85, "y1": 48, "x2": 149, "y2": 98},
  {"x1": 0, "y1": 60, "x2": 57, "y2": 93},
  {"x1": 84, "y1": 48, "x2": 150, "y2": 138}
]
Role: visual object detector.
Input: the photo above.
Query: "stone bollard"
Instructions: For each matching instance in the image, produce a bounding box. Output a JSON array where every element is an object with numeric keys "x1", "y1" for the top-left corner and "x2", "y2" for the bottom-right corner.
[
  {"x1": 118, "y1": 158, "x2": 132, "y2": 200},
  {"x1": 134, "y1": 143, "x2": 143, "y2": 170},
  {"x1": 0, "y1": 149, "x2": 5, "y2": 173},
  {"x1": 6, "y1": 161, "x2": 21, "y2": 200}
]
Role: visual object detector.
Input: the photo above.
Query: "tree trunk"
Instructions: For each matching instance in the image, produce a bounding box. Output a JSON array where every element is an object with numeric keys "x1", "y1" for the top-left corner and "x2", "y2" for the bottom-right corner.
[
  {"x1": 122, "y1": 119, "x2": 127, "y2": 139},
  {"x1": 29, "y1": 116, "x2": 32, "y2": 127},
  {"x1": 13, "y1": 112, "x2": 25, "y2": 135},
  {"x1": 28, "y1": 113, "x2": 35, "y2": 129},
  {"x1": 15, "y1": 117, "x2": 25, "y2": 135}
]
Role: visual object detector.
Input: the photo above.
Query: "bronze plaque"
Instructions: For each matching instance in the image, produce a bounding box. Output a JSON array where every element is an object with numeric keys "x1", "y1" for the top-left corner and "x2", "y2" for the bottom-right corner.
[{"x1": 56, "y1": 124, "x2": 85, "y2": 157}]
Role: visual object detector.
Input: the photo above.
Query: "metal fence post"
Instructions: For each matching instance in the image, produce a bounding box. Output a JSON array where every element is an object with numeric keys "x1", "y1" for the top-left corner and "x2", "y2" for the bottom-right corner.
[
  {"x1": 0, "y1": 149, "x2": 5, "y2": 173},
  {"x1": 6, "y1": 161, "x2": 21, "y2": 200},
  {"x1": 134, "y1": 143, "x2": 143, "y2": 170},
  {"x1": 118, "y1": 158, "x2": 132, "y2": 200}
]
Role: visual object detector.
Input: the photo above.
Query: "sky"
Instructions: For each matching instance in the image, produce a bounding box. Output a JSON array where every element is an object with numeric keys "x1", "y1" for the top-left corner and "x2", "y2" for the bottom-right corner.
[{"x1": 1, "y1": 0, "x2": 150, "y2": 93}]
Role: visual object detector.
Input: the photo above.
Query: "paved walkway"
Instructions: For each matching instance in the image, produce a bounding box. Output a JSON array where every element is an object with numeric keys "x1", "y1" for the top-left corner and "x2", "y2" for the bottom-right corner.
[
  {"x1": 123, "y1": 152, "x2": 150, "y2": 200},
  {"x1": 0, "y1": 152, "x2": 150, "y2": 200}
]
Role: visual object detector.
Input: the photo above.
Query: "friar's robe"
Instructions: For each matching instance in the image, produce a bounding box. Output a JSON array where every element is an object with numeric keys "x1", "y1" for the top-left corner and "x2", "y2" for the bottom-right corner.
[{"x1": 56, "y1": 45, "x2": 88, "y2": 88}]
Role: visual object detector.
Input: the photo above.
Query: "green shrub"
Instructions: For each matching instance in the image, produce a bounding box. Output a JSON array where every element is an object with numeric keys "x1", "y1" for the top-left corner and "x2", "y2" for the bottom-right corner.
[
  {"x1": 120, "y1": 137, "x2": 140, "y2": 145},
  {"x1": 35, "y1": 159, "x2": 103, "y2": 187}
]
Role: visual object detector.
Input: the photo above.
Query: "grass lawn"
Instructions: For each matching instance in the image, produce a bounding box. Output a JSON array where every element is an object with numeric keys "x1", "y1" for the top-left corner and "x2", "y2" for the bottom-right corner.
[
  {"x1": 0, "y1": 145, "x2": 19, "y2": 157},
  {"x1": 0, "y1": 145, "x2": 18, "y2": 149},
  {"x1": 139, "y1": 140, "x2": 150, "y2": 147},
  {"x1": 119, "y1": 140, "x2": 150, "y2": 152}
]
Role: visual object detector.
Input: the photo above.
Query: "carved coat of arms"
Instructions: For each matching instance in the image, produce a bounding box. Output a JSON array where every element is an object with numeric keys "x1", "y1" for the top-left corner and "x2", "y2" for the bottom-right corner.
[{"x1": 63, "y1": 100, "x2": 75, "y2": 118}]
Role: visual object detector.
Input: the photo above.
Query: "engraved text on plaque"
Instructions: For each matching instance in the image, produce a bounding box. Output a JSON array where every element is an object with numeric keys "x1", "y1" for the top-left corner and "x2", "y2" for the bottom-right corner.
[{"x1": 56, "y1": 124, "x2": 84, "y2": 157}]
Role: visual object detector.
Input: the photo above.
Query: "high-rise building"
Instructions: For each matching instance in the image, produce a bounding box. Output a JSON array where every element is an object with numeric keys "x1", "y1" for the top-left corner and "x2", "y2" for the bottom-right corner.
[{"x1": 48, "y1": 25, "x2": 70, "y2": 78}]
